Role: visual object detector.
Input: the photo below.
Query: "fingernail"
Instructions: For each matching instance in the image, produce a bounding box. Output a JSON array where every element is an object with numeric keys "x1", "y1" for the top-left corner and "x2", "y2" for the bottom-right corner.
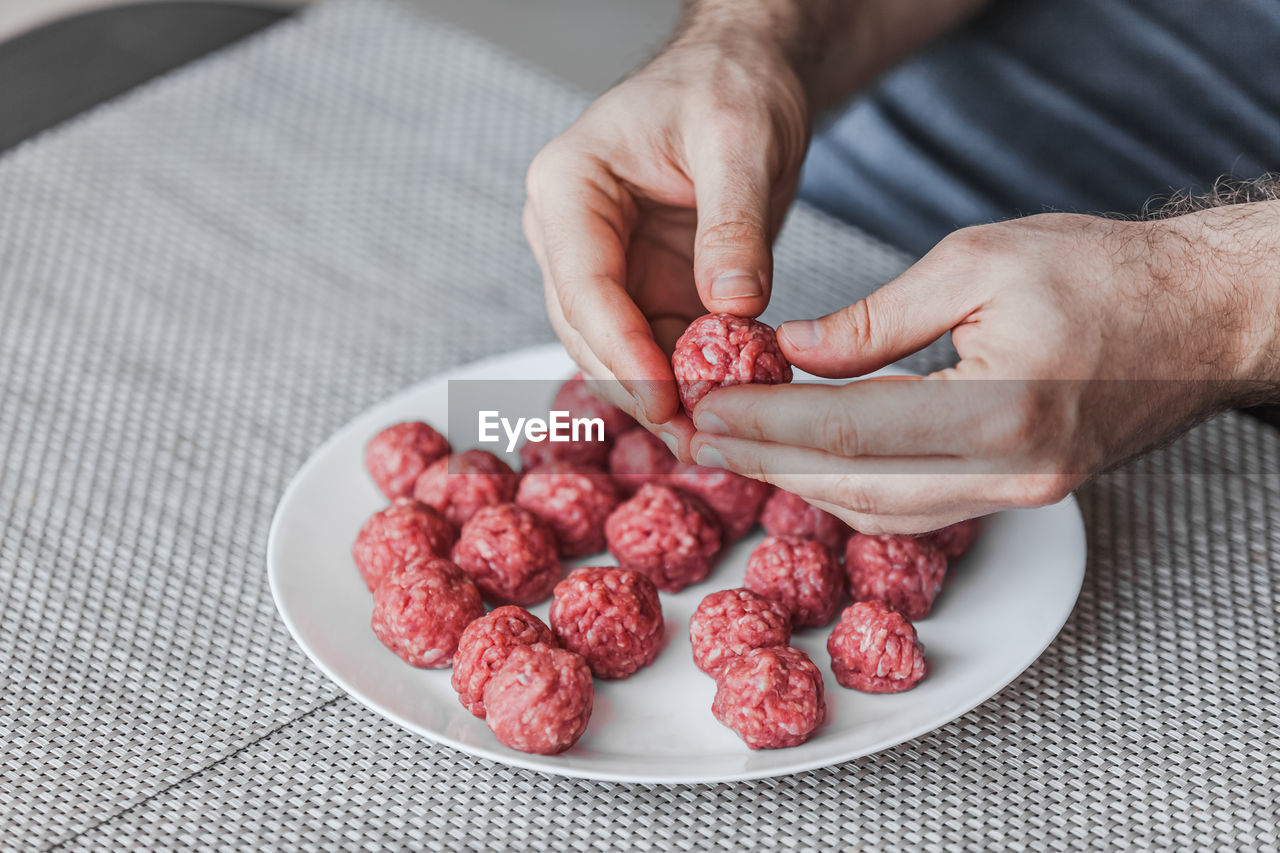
[
  {"x1": 710, "y1": 271, "x2": 763, "y2": 301},
  {"x1": 658, "y1": 432, "x2": 680, "y2": 457},
  {"x1": 695, "y1": 444, "x2": 727, "y2": 470},
  {"x1": 695, "y1": 411, "x2": 728, "y2": 434},
  {"x1": 779, "y1": 320, "x2": 820, "y2": 349}
]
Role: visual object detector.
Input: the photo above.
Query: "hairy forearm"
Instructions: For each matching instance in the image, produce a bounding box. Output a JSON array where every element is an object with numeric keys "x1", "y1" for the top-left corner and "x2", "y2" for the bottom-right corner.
[
  {"x1": 676, "y1": 0, "x2": 989, "y2": 113},
  {"x1": 1154, "y1": 196, "x2": 1280, "y2": 396}
]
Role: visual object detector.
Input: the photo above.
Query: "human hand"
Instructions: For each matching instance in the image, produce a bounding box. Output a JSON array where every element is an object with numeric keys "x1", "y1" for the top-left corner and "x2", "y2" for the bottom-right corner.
[
  {"x1": 522, "y1": 32, "x2": 810, "y2": 452},
  {"x1": 687, "y1": 208, "x2": 1280, "y2": 533}
]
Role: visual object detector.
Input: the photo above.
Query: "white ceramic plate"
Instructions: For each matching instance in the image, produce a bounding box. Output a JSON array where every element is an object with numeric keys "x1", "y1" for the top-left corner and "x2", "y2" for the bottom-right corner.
[{"x1": 268, "y1": 343, "x2": 1086, "y2": 784}]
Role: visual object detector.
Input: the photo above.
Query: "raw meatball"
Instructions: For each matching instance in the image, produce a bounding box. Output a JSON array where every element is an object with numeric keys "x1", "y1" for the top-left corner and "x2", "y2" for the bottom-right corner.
[
  {"x1": 370, "y1": 556, "x2": 484, "y2": 668},
  {"x1": 744, "y1": 535, "x2": 844, "y2": 629},
  {"x1": 351, "y1": 498, "x2": 456, "y2": 592},
  {"x1": 761, "y1": 488, "x2": 853, "y2": 554},
  {"x1": 452, "y1": 503, "x2": 561, "y2": 606},
  {"x1": 483, "y1": 643, "x2": 594, "y2": 755},
  {"x1": 671, "y1": 313, "x2": 792, "y2": 412},
  {"x1": 516, "y1": 462, "x2": 620, "y2": 558},
  {"x1": 550, "y1": 566, "x2": 664, "y2": 679},
  {"x1": 921, "y1": 518, "x2": 982, "y2": 560},
  {"x1": 607, "y1": 427, "x2": 677, "y2": 495},
  {"x1": 712, "y1": 646, "x2": 826, "y2": 750},
  {"x1": 365, "y1": 421, "x2": 451, "y2": 499},
  {"x1": 688, "y1": 588, "x2": 792, "y2": 677},
  {"x1": 451, "y1": 606, "x2": 557, "y2": 717},
  {"x1": 519, "y1": 432, "x2": 609, "y2": 471},
  {"x1": 604, "y1": 483, "x2": 722, "y2": 593},
  {"x1": 827, "y1": 600, "x2": 927, "y2": 693},
  {"x1": 519, "y1": 372, "x2": 633, "y2": 470},
  {"x1": 845, "y1": 533, "x2": 947, "y2": 621},
  {"x1": 670, "y1": 463, "x2": 771, "y2": 542},
  {"x1": 413, "y1": 449, "x2": 519, "y2": 528},
  {"x1": 552, "y1": 371, "x2": 635, "y2": 437}
]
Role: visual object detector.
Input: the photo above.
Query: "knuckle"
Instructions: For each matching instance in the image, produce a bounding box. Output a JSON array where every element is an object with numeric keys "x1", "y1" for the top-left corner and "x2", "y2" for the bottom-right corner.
[
  {"x1": 933, "y1": 223, "x2": 1014, "y2": 269},
  {"x1": 699, "y1": 217, "x2": 767, "y2": 252},
  {"x1": 835, "y1": 477, "x2": 878, "y2": 516},
  {"x1": 820, "y1": 410, "x2": 862, "y2": 458},
  {"x1": 985, "y1": 384, "x2": 1054, "y2": 452},
  {"x1": 702, "y1": 106, "x2": 754, "y2": 144},
  {"x1": 556, "y1": 276, "x2": 588, "y2": 320},
  {"x1": 834, "y1": 299, "x2": 877, "y2": 354},
  {"x1": 849, "y1": 514, "x2": 891, "y2": 535},
  {"x1": 1005, "y1": 471, "x2": 1075, "y2": 507},
  {"x1": 525, "y1": 142, "x2": 573, "y2": 198}
]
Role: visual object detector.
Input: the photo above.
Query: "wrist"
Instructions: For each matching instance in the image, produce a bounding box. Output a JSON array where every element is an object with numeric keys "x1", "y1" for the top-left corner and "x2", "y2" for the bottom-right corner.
[
  {"x1": 671, "y1": 0, "x2": 843, "y2": 116},
  {"x1": 666, "y1": 20, "x2": 814, "y2": 109},
  {"x1": 1150, "y1": 203, "x2": 1280, "y2": 399}
]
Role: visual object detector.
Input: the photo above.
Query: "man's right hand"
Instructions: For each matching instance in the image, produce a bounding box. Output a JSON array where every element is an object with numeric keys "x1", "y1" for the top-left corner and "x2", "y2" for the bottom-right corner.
[{"x1": 522, "y1": 33, "x2": 810, "y2": 444}]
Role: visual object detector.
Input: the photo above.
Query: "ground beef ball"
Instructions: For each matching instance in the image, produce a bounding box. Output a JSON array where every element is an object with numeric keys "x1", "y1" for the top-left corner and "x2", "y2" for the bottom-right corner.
[
  {"x1": 671, "y1": 313, "x2": 793, "y2": 412},
  {"x1": 607, "y1": 427, "x2": 677, "y2": 495},
  {"x1": 516, "y1": 463, "x2": 620, "y2": 558},
  {"x1": 712, "y1": 646, "x2": 826, "y2": 750},
  {"x1": 483, "y1": 643, "x2": 594, "y2": 755},
  {"x1": 760, "y1": 488, "x2": 853, "y2": 554},
  {"x1": 845, "y1": 533, "x2": 947, "y2": 621},
  {"x1": 451, "y1": 606, "x2": 557, "y2": 717},
  {"x1": 921, "y1": 518, "x2": 982, "y2": 560},
  {"x1": 365, "y1": 421, "x2": 451, "y2": 499},
  {"x1": 370, "y1": 556, "x2": 483, "y2": 668},
  {"x1": 351, "y1": 499, "x2": 456, "y2": 592},
  {"x1": 451, "y1": 503, "x2": 561, "y2": 606},
  {"x1": 413, "y1": 449, "x2": 519, "y2": 528},
  {"x1": 670, "y1": 463, "x2": 770, "y2": 542},
  {"x1": 550, "y1": 566, "x2": 664, "y2": 679},
  {"x1": 744, "y1": 535, "x2": 844, "y2": 629},
  {"x1": 519, "y1": 431, "x2": 610, "y2": 471},
  {"x1": 519, "y1": 372, "x2": 634, "y2": 470},
  {"x1": 827, "y1": 600, "x2": 927, "y2": 693},
  {"x1": 688, "y1": 588, "x2": 792, "y2": 677},
  {"x1": 553, "y1": 371, "x2": 636, "y2": 436},
  {"x1": 604, "y1": 483, "x2": 722, "y2": 593}
]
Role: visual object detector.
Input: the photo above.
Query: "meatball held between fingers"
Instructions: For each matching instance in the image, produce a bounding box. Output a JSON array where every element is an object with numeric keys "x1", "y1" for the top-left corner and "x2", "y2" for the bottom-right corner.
[{"x1": 672, "y1": 314, "x2": 792, "y2": 412}]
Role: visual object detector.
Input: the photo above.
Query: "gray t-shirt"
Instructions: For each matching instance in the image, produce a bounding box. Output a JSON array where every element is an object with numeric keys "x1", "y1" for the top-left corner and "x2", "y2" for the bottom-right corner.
[{"x1": 798, "y1": 0, "x2": 1280, "y2": 255}]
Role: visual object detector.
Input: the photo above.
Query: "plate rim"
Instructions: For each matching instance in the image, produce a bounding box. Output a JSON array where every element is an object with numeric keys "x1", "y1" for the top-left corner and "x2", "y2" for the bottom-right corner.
[{"x1": 267, "y1": 342, "x2": 1087, "y2": 784}]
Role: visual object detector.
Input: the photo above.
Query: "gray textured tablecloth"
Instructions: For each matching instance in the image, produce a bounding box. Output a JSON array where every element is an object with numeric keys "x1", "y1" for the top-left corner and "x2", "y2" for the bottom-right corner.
[{"x1": 1, "y1": 1, "x2": 1277, "y2": 849}]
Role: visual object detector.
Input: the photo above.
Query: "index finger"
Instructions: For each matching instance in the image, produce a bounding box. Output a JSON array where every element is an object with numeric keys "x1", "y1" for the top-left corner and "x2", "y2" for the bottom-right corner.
[
  {"x1": 527, "y1": 153, "x2": 680, "y2": 423},
  {"x1": 690, "y1": 375, "x2": 1002, "y2": 458}
]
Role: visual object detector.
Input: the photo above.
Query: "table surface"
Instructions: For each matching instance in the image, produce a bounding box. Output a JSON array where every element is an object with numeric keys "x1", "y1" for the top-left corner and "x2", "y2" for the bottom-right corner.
[{"x1": 1, "y1": 0, "x2": 1278, "y2": 849}]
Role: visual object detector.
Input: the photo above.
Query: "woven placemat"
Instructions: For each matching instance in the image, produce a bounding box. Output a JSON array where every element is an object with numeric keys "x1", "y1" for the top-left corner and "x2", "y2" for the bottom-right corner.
[{"x1": 0, "y1": 1, "x2": 1276, "y2": 849}]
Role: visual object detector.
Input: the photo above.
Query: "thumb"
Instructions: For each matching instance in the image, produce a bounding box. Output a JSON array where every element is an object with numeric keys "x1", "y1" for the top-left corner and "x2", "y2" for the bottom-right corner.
[
  {"x1": 690, "y1": 150, "x2": 774, "y2": 316},
  {"x1": 777, "y1": 263, "x2": 974, "y2": 378}
]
